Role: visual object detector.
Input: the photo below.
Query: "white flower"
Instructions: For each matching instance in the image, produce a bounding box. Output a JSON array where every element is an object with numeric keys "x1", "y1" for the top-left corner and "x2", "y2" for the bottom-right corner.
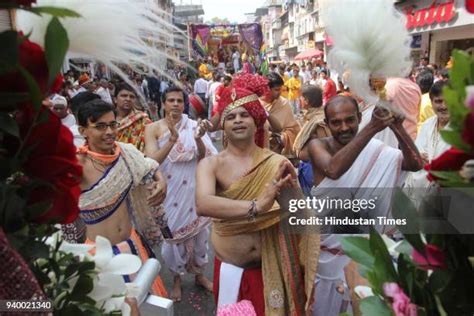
[
  {"x1": 43, "y1": 232, "x2": 142, "y2": 316},
  {"x1": 88, "y1": 236, "x2": 142, "y2": 316}
]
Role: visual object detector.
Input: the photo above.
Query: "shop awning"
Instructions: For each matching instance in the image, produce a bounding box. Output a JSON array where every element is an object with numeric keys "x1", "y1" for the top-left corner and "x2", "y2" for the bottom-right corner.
[{"x1": 294, "y1": 48, "x2": 323, "y2": 60}]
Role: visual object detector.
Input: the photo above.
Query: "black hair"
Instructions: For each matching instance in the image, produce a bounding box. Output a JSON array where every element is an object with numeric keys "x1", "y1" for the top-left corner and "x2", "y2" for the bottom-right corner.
[
  {"x1": 114, "y1": 83, "x2": 136, "y2": 98},
  {"x1": 302, "y1": 85, "x2": 323, "y2": 108},
  {"x1": 70, "y1": 91, "x2": 101, "y2": 116},
  {"x1": 226, "y1": 67, "x2": 235, "y2": 75},
  {"x1": 320, "y1": 69, "x2": 328, "y2": 75},
  {"x1": 161, "y1": 85, "x2": 185, "y2": 104},
  {"x1": 324, "y1": 95, "x2": 360, "y2": 120},
  {"x1": 439, "y1": 68, "x2": 449, "y2": 79},
  {"x1": 223, "y1": 75, "x2": 232, "y2": 82},
  {"x1": 77, "y1": 99, "x2": 116, "y2": 126},
  {"x1": 267, "y1": 72, "x2": 284, "y2": 89},
  {"x1": 421, "y1": 57, "x2": 430, "y2": 62},
  {"x1": 416, "y1": 70, "x2": 434, "y2": 94},
  {"x1": 429, "y1": 80, "x2": 449, "y2": 100}
]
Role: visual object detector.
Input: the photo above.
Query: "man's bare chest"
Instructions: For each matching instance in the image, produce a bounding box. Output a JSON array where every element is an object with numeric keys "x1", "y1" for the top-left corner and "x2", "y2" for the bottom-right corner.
[
  {"x1": 215, "y1": 158, "x2": 254, "y2": 192},
  {"x1": 80, "y1": 159, "x2": 106, "y2": 191}
]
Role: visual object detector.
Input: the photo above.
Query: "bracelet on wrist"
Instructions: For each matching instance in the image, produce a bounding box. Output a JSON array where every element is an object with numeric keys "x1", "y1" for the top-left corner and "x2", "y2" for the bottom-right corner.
[{"x1": 247, "y1": 199, "x2": 258, "y2": 222}]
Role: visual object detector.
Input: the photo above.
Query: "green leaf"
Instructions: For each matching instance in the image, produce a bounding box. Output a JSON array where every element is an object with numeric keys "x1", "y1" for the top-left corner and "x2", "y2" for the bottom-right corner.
[
  {"x1": 359, "y1": 296, "x2": 393, "y2": 316},
  {"x1": 17, "y1": 65, "x2": 43, "y2": 110},
  {"x1": 439, "y1": 130, "x2": 471, "y2": 152},
  {"x1": 429, "y1": 170, "x2": 465, "y2": 182},
  {"x1": 449, "y1": 51, "x2": 470, "y2": 91},
  {"x1": 70, "y1": 275, "x2": 94, "y2": 299},
  {"x1": 429, "y1": 269, "x2": 452, "y2": 294},
  {"x1": 44, "y1": 17, "x2": 69, "y2": 86},
  {"x1": 341, "y1": 236, "x2": 375, "y2": 269},
  {"x1": 442, "y1": 88, "x2": 469, "y2": 130},
  {"x1": 392, "y1": 190, "x2": 425, "y2": 253},
  {"x1": 0, "y1": 112, "x2": 19, "y2": 137},
  {"x1": 370, "y1": 228, "x2": 398, "y2": 283},
  {"x1": 0, "y1": 31, "x2": 19, "y2": 74},
  {"x1": 397, "y1": 254, "x2": 415, "y2": 297},
  {"x1": 21, "y1": 240, "x2": 50, "y2": 259},
  {"x1": 0, "y1": 92, "x2": 30, "y2": 108},
  {"x1": 26, "y1": 6, "x2": 81, "y2": 18},
  {"x1": 393, "y1": 240, "x2": 413, "y2": 256}
]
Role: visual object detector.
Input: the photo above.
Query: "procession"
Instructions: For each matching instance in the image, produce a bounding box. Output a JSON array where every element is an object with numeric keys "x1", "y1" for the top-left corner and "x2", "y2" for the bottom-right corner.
[{"x1": 1, "y1": 0, "x2": 474, "y2": 315}]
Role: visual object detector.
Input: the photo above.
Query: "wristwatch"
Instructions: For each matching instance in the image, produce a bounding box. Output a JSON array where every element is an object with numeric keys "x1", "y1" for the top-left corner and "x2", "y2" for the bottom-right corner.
[{"x1": 247, "y1": 199, "x2": 258, "y2": 222}]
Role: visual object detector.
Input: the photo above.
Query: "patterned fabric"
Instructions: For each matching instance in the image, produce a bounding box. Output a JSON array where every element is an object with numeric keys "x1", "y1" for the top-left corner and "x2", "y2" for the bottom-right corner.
[
  {"x1": 158, "y1": 115, "x2": 216, "y2": 274},
  {"x1": 0, "y1": 228, "x2": 46, "y2": 302},
  {"x1": 217, "y1": 299, "x2": 257, "y2": 316},
  {"x1": 86, "y1": 229, "x2": 168, "y2": 297},
  {"x1": 117, "y1": 110, "x2": 152, "y2": 152},
  {"x1": 79, "y1": 142, "x2": 167, "y2": 250}
]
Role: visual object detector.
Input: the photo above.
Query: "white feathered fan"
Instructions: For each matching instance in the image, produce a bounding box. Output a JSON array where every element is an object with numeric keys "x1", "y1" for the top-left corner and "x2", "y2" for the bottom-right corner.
[
  {"x1": 320, "y1": 0, "x2": 413, "y2": 105},
  {"x1": 16, "y1": 0, "x2": 183, "y2": 86}
]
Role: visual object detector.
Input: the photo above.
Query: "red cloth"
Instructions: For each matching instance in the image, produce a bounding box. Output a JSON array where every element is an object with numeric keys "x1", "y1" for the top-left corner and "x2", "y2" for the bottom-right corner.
[
  {"x1": 215, "y1": 74, "x2": 270, "y2": 147},
  {"x1": 323, "y1": 78, "x2": 337, "y2": 105},
  {"x1": 213, "y1": 257, "x2": 265, "y2": 316}
]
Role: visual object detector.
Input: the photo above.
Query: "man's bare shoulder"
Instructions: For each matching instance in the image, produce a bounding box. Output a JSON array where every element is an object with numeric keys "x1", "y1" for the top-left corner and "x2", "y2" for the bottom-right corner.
[
  {"x1": 200, "y1": 150, "x2": 228, "y2": 166},
  {"x1": 145, "y1": 119, "x2": 166, "y2": 135},
  {"x1": 308, "y1": 136, "x2": 332, "y2": 149}
]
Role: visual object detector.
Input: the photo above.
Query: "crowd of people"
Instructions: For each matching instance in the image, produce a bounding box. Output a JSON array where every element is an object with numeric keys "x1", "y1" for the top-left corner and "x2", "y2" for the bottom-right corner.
[{"x1": 46, "y1": 53, "x2": 452, "y2": 315}]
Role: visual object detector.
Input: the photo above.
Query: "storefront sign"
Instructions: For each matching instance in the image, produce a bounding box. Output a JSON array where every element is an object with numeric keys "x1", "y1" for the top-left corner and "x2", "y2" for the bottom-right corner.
[{"x1": 404, "y1": 1, "x2": 457, "y2": 30}]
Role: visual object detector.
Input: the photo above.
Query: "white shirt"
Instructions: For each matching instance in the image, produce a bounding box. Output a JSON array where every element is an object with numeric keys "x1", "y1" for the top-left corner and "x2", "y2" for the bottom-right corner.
[
  {"x1": 61, "y1": 114, "x2": 85, "y2": 147},
  {"x1": 194, "y1": 78, "x2": 209, "y2": 94}
]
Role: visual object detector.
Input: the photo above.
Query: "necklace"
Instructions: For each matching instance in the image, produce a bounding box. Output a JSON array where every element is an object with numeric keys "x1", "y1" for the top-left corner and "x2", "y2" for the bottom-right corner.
[{"x1": 88, "y1": 155, "x2": 108, "y2": 173}]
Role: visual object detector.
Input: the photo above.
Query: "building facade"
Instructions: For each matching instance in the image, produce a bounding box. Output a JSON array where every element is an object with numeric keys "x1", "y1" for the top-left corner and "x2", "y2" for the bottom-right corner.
[{"x1": 395, "y1": 0, "x2": 474, "y2": 67}]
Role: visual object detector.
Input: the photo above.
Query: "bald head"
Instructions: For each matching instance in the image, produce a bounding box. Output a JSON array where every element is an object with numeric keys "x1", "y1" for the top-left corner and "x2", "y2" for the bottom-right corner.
[{"x1": 324, "y1": 95, "x2": 360, "y2": 120}]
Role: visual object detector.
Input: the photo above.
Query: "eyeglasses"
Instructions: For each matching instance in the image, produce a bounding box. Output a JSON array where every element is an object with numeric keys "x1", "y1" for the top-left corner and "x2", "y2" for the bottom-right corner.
[{"x1": 88, "y1": 121, "x2": 120, "y2": 131}]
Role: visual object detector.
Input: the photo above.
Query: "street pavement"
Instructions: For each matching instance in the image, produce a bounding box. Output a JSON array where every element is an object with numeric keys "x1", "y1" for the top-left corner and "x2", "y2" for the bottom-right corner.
[{"x1": 158, "y1": 132, "x2": 223, "y2": 316}]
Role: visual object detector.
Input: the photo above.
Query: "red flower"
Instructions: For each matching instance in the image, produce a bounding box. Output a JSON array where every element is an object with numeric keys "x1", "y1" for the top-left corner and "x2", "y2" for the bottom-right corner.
[
  {"x1": 425, "y1": 147, "x2": 474, "y2": 181},
  {"x1": 462, "y1": 111, "x2": 474, "y2": 150},
  {"x1": 22, "y1": 108, "x2": 82, "y2": 224},
  {"x1": 2, "y1": 0, "x2": 36, "y2": 7},
  {"x1": 412, "y1": 244, "x2": 447, "y2": 270},
  {"x1": 467, "y1": 0, "x2": 474, "y2": 14},
  {"x1": 0, "y1": 34, "x2": 62, "y2": 109}
]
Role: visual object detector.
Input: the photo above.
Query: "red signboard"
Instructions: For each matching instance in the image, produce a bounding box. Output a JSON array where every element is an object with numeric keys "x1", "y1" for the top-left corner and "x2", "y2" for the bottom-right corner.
[{"x1": 404, "y1": 1, "x2": 457, "y2": 29}]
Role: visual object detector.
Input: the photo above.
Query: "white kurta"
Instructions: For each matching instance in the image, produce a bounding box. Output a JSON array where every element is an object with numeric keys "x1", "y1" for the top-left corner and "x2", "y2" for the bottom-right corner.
[
  {"x1": 158, "y1": 115, "x2": 217, "y2": 275},
  {"x1": 311, "y1": 138, "x2": 404, "y2": 316},
  {"x1": 404, "y1": 116, "x2": 450, "y2": 207}
]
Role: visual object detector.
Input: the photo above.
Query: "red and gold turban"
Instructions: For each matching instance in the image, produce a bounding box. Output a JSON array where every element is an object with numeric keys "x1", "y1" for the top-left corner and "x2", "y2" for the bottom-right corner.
[{"x1": 215, "y1": 73, "x2": 270, "y2": 147}]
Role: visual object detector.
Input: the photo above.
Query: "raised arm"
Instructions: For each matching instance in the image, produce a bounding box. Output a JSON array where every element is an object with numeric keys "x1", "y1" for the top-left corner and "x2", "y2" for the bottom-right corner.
[
  {"x1": 389, "y1": 113, "x2": 423, "y2": 171},
  {"x1": 308, "y1": 108, "x2": 393, "y2": 180}
]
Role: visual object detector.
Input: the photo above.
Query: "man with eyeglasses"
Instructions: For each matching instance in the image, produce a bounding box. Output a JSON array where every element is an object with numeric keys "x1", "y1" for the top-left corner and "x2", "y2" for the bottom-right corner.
[
  {"x1": 114, "y1": 83, "x2": 152, "y2": 152},
  {"x1": 73, "y1": 98, "x2": 169, "y2": 297},
  {"x1": 144, "y1": 86, "x2": 217, "y2": 302}
]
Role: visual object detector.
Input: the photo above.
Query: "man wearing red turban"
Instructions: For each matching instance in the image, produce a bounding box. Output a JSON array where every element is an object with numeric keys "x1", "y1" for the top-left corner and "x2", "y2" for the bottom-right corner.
[
  {"x1": 214, "y1": 73, "x2": 270, "y2": 147},
  {"x1": 196, "y1": 73, "x2": 319, "y2": 315}
]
